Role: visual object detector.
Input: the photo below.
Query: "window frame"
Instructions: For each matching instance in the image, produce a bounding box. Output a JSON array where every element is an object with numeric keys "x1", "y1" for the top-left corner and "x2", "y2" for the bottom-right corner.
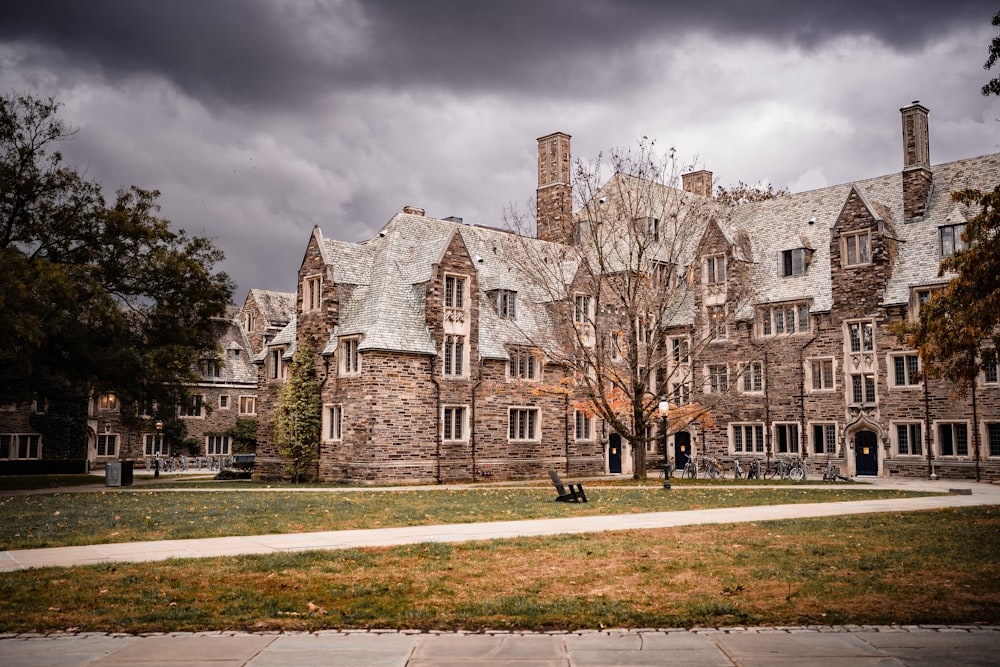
[
  {"x1": 324, "y1": 404, "x2": 343, "y2": 442},
  {"x1": 508, "y1": 348, "x2": 540, "y2": 381},
  {"x1": 936, "y1": 421, "x2": 969, "y2": 458},
  {"x1": 442, "y1": 405, "x2": 468, "y2": 442},
  {"x1": 443, "y1": 335, "x2": 466, "y2": 377},
  {"x1": 573, "y1": 294, "x2": 591, "y2": 325},
  {"x1": 494, "y1": 289, "x2": 517, "y2": 320},
  {"x1": 842, "y1": 230, "x2": 871, "y2": 267},
  {"x1": 96, "y1": 434, "x2": 118, "y2": 458},
  {"x1": 303, "y1": 274, "x2": 323, "y2": 312},
  {"x1": 810, "y1": 422, "x2": 838, "y2": 455},
  {"x1": 178, "y1": 394, "x2": 205, "y2": 418},
  {"x1": 742, "y1": 361, "x2": 763, "y2": 394},
  {"x1": 760, "y1": 302, "x2": 810, "y2": 337},
  {"x1": 730, "y1": 422, "x2": 765, "y2": 455},
  {"x1": 340, "y1": 337, "x2": 360, "y2": 376},
  {"x1": 773, "y1": 422, "x2": 800, "y2": 454},
  {"x1": 239, "y1": 395, "x2": 257, "y2": 415},
  {"x1": 780, "y1": 247, "x2": 810, "y2": 277},
  {"x1": 574, "y1": 410, "x2": 593, "y2": 441},
  {"x1": 704, "y1": 254, "x2": 726, "y2": 285},
  {"x1": 706, "y1": 364, "x2": 729, "y2": 394},
  {"x1": 508, "y1": 407, "x2": 540, "y2": 442},
  {"x1": 850, "y1": 373, "x2": 877, "y2": 406},
  {"x1": 809, "y1": 358, "x2": 836, "y2": 392},
  {"x1": 889, "y1": 353, "x2": 921, "y2": 388},
  {"x1": 894, "y1": 422, "x2": 923, "y2": 457},
  {"x1": 939, "y1": 223, "x2": 968, "y2": 258},
  {"x1": 444, "y1": 274, "x2": 467, "y2": 310}
]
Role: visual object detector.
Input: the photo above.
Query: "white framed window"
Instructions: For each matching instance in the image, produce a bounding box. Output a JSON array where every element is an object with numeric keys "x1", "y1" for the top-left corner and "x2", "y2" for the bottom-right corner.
[
  {"x1": 774, "y1": 423, "x2": 800, "y2": 454},
  {"x1": 939, "y1": 223, "x2": 967, "y2": 258},
  {"x1": 493, "y1": 289, "x2": 517, "y2": 320},
  {"x1": 760, "y1": 303, "x2": 810, "y2": 336},
  {"x1": 239, "y1": 396, "x2": 256, "y2": 415},
  {"x1": 809, "y1": 358, "x2": 835, "y2": 391},
  {"x1": 670, "y1": 382, "x2": 690, "y2": 406},
  {"x1": 442, "y1": 406, "x2": 467, "y2": 441},
  {"x1": 982, "y1": 353, "x2": 998, "y2": 386},
  {"x1": 304, "y1": 275, "x2": 322, "y2": 312},
  {"x1": 340, "y1": 338, "x2": 360, "y2": 375},
  {"x1": 324, "y1": 404, "x2": 343, "y2": 441},
  {"x1": 144, "y1": 433, "x2": 166, "y2": 456},
  {"x1": 444, "y1": 274, "x2": 467, "y2": 309},
  {"x1": 936, "y1": 422, "x2": 969, "y2": 457},
  {"x1": 206, "y1": 435, "x2": 231, "y2": 456},
  {"x1": 219, "y1": 395, "x2": 230, "y2": 409},
  {"x1": 889, "y1": 353, "x2": 921, "y2": 387},
  {"x1": 894, "y1": 422, "x2": 923, "y2": 456},
  {"x1": 508, "y1": 349, "x2": 539, "y2": 380},
  {"x1": 573, "y1": 294, "x2": 591, "y2": 324},
  {"x1": 704, "y1": 254, "x2": 726, "y2": 284},
  {"x1": 811, "y1": 423, "x2": 837, "y2": 455},
  {"x1": 842, "y1": 230, "x2": 871, "y2": 266},
  {"x1": 97, "y1": 434, "x2": 118, "y2": 457},
  {"x1": 742, "y1": 362, "x2": 763, "y2": 393},
  {"x1": 270, "y1": 348, "x2": 287, "y2": 380},
  {"x1": 850, "y1": 374, "x2": 876, "y2": 405},
  {"x1": 706, "y1": 364, "x2": 728, "y2": 394},
  {"x1": 574, "y1": 411, "x2": 593, "y2": 441},
  {"x1": 731, "y1": 423, "x2": 765, "y2": 454},
  {"x1": 98, "y1": 393, "x2": 119, "y2": 411},
  {"x1": 780, "y1": 248, "x2": 810, "y2": 277},
  {"x1": 0, "y1": 434, "x2": 41, "y2": 460},
  {"x1": 508, "y1": 408, "x2": 539, "y2": 441},
  {"x1": 848, "y1": 321, "x2": 874, "y2": 353},
  {"x1": 443, "y1": 335, "x2": 465, "y2": 377},
  {"x1": 707, "y1": 305, "x2": 727, "y2": 341},
  {"x1": 179, "y1": 394, "x2": 204, "y2": 418}
]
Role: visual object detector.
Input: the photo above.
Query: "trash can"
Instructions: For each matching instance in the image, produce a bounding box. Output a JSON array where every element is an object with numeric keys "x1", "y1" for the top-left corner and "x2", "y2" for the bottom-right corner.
[
  {"x1": 105, "y1": 461, "x2": 122, "y2": 487},
  {"x1": 121, "y1": 460, "x2": 134, "y2": 486}
]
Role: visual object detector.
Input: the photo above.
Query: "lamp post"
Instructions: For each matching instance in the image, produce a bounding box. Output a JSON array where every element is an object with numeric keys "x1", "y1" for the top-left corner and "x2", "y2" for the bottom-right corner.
[
  {"x1": 154, "y1": 421, "x2": 163, "y2": 479},
  {"x1": 659, "y1": 396, "x2": 670, "y2": 489}
]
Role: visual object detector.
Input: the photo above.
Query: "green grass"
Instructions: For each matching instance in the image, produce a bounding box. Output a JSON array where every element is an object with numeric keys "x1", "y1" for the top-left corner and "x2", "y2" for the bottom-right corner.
[
  {"x1": 0, "y1": 506, "x2": 996, "y2": 633},
  {"x1": 0, "y1": 474, "x2": 106, "y2": 491},
  {"x1": 0, "y1": 486, "x2": 937, "y2": 550}
]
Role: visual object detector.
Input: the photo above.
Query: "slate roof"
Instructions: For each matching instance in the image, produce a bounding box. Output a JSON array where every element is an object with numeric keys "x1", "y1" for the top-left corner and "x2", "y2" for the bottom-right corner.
[
  {"x1": 248, "y1": 289, "x2": 295, "y2": 328},
  {"x1": 210, "y1": 318, "x2": 258, "y2": 385}
]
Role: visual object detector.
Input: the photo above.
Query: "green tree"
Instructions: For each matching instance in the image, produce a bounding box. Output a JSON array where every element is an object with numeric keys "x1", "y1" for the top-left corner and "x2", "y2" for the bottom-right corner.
[
  {"x1": 273, "y1": 340, "x2": 321, "y2": 483},
  {"x1": 226, "y1": 418, "x2": 258, "y2": 454},
  {"x1": 982, "y1": 11, "x2": 1000, "y2": 97},
  {"x1": 897, "y1": 186, "x2": 1000, "y2": 392},
  {"x1": 0, "y1": 93, "x2": 234, "y2": 432}
]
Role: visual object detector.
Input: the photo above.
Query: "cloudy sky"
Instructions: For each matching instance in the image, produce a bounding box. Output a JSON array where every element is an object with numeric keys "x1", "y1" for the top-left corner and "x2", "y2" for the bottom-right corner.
[{"x1": 2, "y1": 0, "x2": 998, "y2": 300}]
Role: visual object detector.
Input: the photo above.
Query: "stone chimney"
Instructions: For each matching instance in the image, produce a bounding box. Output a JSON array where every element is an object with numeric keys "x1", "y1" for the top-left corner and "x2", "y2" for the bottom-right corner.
[
  {"x1": 536, "y1": 132, "x2": 573, "y2": 244},
  {"x1": 682, "y1": 170, "x2": 713, "y2": 198},
  {"x1": 901, "y1": 102, "x2": 932, "y2": 221},
  {"x1": 402, "y1": 205, "x2": 425, "y2": 216}
]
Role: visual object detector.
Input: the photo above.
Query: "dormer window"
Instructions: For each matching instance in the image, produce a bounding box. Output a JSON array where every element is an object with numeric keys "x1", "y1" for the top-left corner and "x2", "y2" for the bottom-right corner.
[
  {"x1": 492, "y1": 289, "x2": 517, "y2": 320},
  {"x1": 705, "y1": 255, "x2": 726, "y2": 285},
  {"x1": 842, "y1": 230, "x2": 870, "y2": 266},
  {"x1": 939, "y1": 223, "x2": 967, "y2": 258},
  {"x1": 303, "y1": 275, "x2": 322, "y2": 312},
  {"x1": 780, "y1": 248, "x2": 811, "y2": 277},
  {"x1": 340, "y1": 338, "x2": 360, "y2": 376},
  {"x1": 202, "y1": 360, "x2": 222, "y2": 378},
  {"x1": 444, "y1": 275, "x2": 466, "y2": 310},
  {"x1": 573, "y1": 294, "x2": 591, "y2": 324}
]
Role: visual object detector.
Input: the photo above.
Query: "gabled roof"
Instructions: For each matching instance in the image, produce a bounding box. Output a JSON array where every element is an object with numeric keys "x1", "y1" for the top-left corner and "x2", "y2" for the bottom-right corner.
[{"x1": 247, "y1": 289, "x2": 295, "y2": 328}]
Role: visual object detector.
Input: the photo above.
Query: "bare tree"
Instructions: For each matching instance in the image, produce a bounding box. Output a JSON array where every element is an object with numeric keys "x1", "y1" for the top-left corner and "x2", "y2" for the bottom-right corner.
[{"x1": 505, "y1": 139, "x2": 758, "y2": 478}]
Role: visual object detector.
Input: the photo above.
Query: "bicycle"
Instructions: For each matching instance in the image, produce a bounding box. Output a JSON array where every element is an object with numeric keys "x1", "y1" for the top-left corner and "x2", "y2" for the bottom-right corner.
[
  {"x1": 682, "y1": 459, "x2": 698, "y2": 479},
  {"x1": 700, "y1": 456, "x2": 722, "y2": 480},
  {"x1": 732, "y1": 458, "x2": 746, "y2": 480},
  {"x1": 822, "y1": 460, "x2": 854, "y2": 482}
]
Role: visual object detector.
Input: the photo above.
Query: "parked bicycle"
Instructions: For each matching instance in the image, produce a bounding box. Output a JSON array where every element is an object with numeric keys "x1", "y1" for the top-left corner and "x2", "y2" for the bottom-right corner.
[
  {"x1": 822, "y1": 460, "x2": 854, "y2": 482},
  {"x1": 763, "y1": 455, "x2": 805, "y2": 481}
]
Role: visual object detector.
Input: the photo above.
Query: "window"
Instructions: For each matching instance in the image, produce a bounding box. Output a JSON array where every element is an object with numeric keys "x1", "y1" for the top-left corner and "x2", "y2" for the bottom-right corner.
[
  {"x1": 202, "y1": 360, "x2": 222, "y2": 378},
  {"x1": 636, "y1": 318, "x2": 650, "y2": 345},
  {"x1": 443, "y1": 335, "x2": 465, "y2": 376},
  {"x1": 848, "y1": 321, "x2": 874, "y2": 353},
  {"x1": 304, "y1": 275, "x2": 322, "y2": 311},
  {"x1": 670, "y1": 382, "x2": 690, "y2": 406},
  {"x1": 988, "y1": 423, "x2": 1000, "y2": 458},
  {"x1": 574, "y1": 411, "x2": 592, "y2": 441},
  {"x1": 983, "y1": 353, "x2": 998, "y2": 385},
  {"x1": 325, "y1": 404, "x2": 343, "y2": 441},
  {"x1": 842, "y1": 230, "x2": 871, "y2": 266},
  {"x1": 760, "y1": 303, "x2": 810, "y2": 336},
  {"x1": 910, "y1": 287, "x2": 940, "y2": 321},
  {"x1": 245, "y1": 312, "x2": 256, "y2": 333},
  {"x1": 669, "y1": 336, "x2": 690, "y2": 363},
  {"x1": 219, "y1": 395, "x2": 230, "y2": 409},
  {"x1": 705, "y1": 254, "x2": 726, "y2": 285},
  {"x1": 97, "y1": 434, "x2": 117, "y2": 457},
  {"x1": 494, "y1": 289, "x2": 517, "y2": 320},
  {"x1": 1, "y1": 434, "x2": 42, "y2": 460},
  {"x1": 651, "y1": 261, "x2": 673, "y2": 288},
  {"x1": 509, "y1": 349, "x2": 539, "y2": 380},
  {"x1": 509, "y1": 408, "x2": 539, "y2": 441},
  {"x1": 774, "y1": 423, "x2": 799, "y2": 454},
  {"x1": 442, "y1": 406, "x2": 466, "y2": 441},
  {"x1": 939, "y1": 223, "x2": 967, "y2": 258},
  {"x1": 206, "y1": 435, "x2": 231, "y2": 456},
  {"x1": 444, "y1": 275, "x2": 466, "y2": 309},
  {"x1": 811, "y1": 423, "x2": 837, "y2": 455},
  {"x1": 341, "y1": 338, "x2": 360, "y2": 375},
  {"x1": 810, "y1": 359, "x2": 835, "y2": 391},
  {"x1": 179, "y1": 395, "x2": 204, "y2": 418},
  {"x1": 891, "y1": 353, "x2": 921, "y2": 387},
  {"x1": 707, "y1": 364, "x2": 728, "y2": 394},
  {"x1": 640, "y1": 216, "x2": 659, "y2": 241},
  {"x1": 144, "y1": 433, "x2": 166, "y2": 456},
  {"x1": 938, "y1": 422, "x2": 969, "y2": 457},
  {"x1": 573, "y1": 294, "x2": 591, "y2": 324},
  {"x1": 851, "y1": 374, "x2": 876, "y2": 405},
  {"x1": 239, "y1": 396, "x2": 256, "y2": 415},
  {"x1": 731, "y1": 423, "x2": 765, "y2": 454},
  {"x1": 32, "y1": 396, "x2": 46, "y2": 414},
  {"x1": 742, "y1": 362, "x2": 763, "y2": 393},
  {"x1": 98, "y1": 393, "x2": 119, "y2": 411},
  {"x1": 896, "y1": 423, "x2": 923, "y2": 456},
  {"x1": 609, "y1": 331, "x2": 626, "y2": 361},
  {"x1": 780, "y1": 248, "x2": 810, "y2": 277},
  {"x1": 270, "y1": 349, "x2": 286, "y2": 380},
  {"x1": 707, "y1": 305, "x2": 726, "y2": 340}
]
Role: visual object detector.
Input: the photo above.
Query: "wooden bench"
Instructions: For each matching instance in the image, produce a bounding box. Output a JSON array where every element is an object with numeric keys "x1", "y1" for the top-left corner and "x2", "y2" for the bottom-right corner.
[{"x1": 549, "y1": 469, "x2": 587, "y2": 503}]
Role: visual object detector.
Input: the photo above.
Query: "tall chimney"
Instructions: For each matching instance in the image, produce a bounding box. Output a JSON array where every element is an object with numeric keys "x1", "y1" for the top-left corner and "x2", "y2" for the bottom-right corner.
[
  {"x1": 536, "y1": 132, "x2": 573, "y2": 244},
  {"x1": 682, "y1": 170, "x2": 713, "y2": 198},
  {"x1": 901, "y1": 102, "x2": 932, "y2": 221}
]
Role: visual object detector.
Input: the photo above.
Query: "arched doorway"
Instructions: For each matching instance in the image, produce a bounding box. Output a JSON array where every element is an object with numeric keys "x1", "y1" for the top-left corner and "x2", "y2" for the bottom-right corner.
[
  {"x1": 673, "y1": 431, "x2": 691, "y2": 473},
  {"x1": 855, "y1": 430, "x2": 878, "y2": 476},
  {"x1": 608, "y1": 433, "x2": 623, "y2": 474}
]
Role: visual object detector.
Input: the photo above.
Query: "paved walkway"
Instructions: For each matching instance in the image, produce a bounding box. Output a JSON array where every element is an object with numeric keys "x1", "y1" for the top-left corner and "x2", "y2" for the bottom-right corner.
[{"x1": 2, "y1": 476, "x2": 999, "y2": 665}]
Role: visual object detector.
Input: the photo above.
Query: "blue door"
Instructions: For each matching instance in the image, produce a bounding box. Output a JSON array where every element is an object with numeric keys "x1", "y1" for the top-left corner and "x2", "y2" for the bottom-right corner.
[
  {"x1": 608, "y1": 433, "x2": 622, "y2": 474},
  {"x1": 674, "y1": 431, "x2": 691, "y2": 473},
  {"x1": 855, "y1": 430, "x2": 878, "y2": 476}
]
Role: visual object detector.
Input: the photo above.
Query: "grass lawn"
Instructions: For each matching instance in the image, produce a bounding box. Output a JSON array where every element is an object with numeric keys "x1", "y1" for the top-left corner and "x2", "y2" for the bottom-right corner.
[
  {"x1": 0, "y1": 486, "x2": 936, "y2": 550},
  {"x1": 0, "y1": 506, "x2": 997, "y2": 633}
]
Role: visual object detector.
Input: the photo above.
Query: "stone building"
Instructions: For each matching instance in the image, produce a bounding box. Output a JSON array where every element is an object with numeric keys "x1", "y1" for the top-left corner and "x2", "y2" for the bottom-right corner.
[{"x1": 254, "y1": 102, "x2": 1000, "y2": 483}]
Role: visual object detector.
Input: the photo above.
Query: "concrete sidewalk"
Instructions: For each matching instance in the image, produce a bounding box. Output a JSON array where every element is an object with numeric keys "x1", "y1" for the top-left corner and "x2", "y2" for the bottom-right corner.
[
  {"x1": 1, "y1": 477, "x2": 996, "y2": 571},
  {"x1": 2, "y1": 626, "x2": 999, "y2": 667}
]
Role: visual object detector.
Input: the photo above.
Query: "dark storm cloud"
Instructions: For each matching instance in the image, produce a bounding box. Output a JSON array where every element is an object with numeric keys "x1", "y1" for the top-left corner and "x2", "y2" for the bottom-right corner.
[{"x1": 2, "y1": 0, "x2": 995, "y2": 108}]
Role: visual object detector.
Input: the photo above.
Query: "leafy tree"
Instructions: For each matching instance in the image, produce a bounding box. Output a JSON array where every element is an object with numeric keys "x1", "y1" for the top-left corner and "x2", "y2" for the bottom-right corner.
[
  {"x1": 226, "y1": 417, "x2": 258, "y2": 454},
  {"x1": 982, "y1": 11, "x2": 1000, "y2": 97},
  {"x1": 0, "y1": 93, "x2": 234, "y2": 434},
  {"x1": 896, "y1": 186, "x2": 1000, "y2": 392},
  {"x1": 715, "y1": 181, "x2": 789, "y2": 207},
  {"x1": 273, "y1": 340, "x2": 321, "y2": 483}
]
